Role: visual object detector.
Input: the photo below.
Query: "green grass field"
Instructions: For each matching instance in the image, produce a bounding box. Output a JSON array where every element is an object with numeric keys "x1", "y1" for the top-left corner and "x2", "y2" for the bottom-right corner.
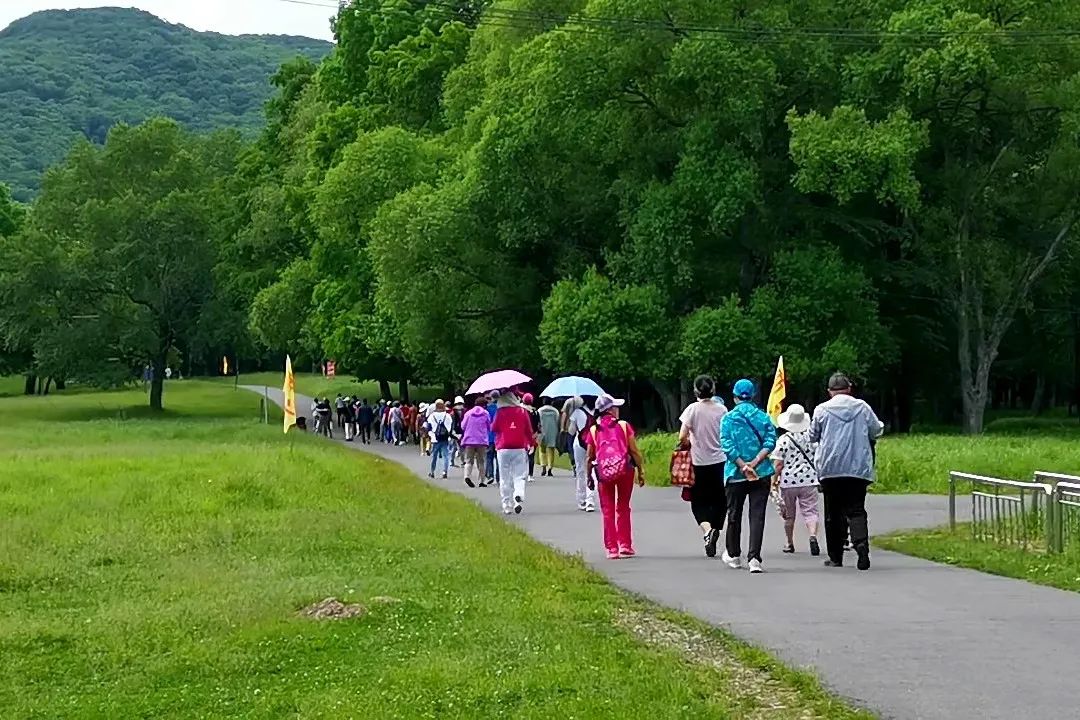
[
  {"x1": 0, "y1": 382, "x2": 866, "y2": 719},
  {"x1": 213, "y1": 371, "x2": 443, "y2": 405},
  {"x1": 878, "y1": 527, "x2": 1080, "y2": 594}
]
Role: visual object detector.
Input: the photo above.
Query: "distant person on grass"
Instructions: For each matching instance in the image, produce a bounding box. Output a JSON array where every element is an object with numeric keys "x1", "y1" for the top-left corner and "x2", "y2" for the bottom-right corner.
[
  {"x1": 426, "y1": 400, "x2": 454, "y2": 479},
  {"x1": 460, "y1": 396, "x2": 492, "y2": 488},
  {"x1": 491, "y1": 389, "x2": 534, "y2": 515},
  {"x1": 678, "y1": 374, "x2": 728, "y2": 559},
  {"x1": 586, "y1": 394, "x2": 646, "y2": 559},
  {"x1": 537, "y1": 397, "x2": 560, "y2": 477},
  {"x1": 810, "y1": 373, "x2": 884, "y2": 571},
  {"x1": 720, "y1": 379, "x2": 776, "y2": 574},
  {"x1": 771, "y1": 404, "x2": 821, "y2": 556}
]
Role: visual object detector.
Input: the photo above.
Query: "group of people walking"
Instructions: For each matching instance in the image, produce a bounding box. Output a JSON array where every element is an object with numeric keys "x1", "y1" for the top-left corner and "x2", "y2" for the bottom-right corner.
[
  {"x1": 677, "y1": 372, "x2": 883, "y2": 572},
  {"x1": 303, "y1": 370, "x2": 883, "y2": 573}
]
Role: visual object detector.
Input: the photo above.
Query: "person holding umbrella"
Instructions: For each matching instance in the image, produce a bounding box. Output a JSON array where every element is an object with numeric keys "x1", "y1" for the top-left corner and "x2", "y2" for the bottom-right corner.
[{"x1": 491, "y1": 389, "x2": 535, "y2": 514}]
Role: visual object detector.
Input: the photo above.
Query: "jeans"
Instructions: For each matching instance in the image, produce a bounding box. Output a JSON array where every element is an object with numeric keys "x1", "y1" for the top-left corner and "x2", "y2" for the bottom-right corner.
[
  {"x1": 820, "y1": 477, "x2": 870, "y2": 563},
  {"x1": 725, "y1": 479, "x2": 770, "y2": 562},
  {"x1": 599, "y1": 471, "x2": 635, "y2": 553},
  {"x1": 358, "y1": 423, "x2": 371, "y2": 443},
  {"x1": 430, "y1": 440, "x2": 450, "y2": 476},
  {"x1": 485, "y1": 444, "x2": 498, "y2": 480},
  {"x1": 690, "y1": 462, "x2": 726, "y2": 530}
]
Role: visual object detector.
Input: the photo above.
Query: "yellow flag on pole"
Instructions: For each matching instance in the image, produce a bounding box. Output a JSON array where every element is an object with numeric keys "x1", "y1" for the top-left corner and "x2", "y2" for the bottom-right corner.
[
  {"x1": 283, "y1": 355, "x2": 297, "y2": 434},
  {"x1": 223, "y1": 356, "x2": 229, "y2": 376},
  {"x1": 767, "y1": 356, "x2": 786, "y2": 423}
]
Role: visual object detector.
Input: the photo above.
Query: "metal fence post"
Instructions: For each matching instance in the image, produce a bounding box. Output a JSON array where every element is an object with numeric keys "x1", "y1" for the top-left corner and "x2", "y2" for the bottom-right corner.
[{"x1": 949, "y1": 472, "x2": 956, "y2": 532}]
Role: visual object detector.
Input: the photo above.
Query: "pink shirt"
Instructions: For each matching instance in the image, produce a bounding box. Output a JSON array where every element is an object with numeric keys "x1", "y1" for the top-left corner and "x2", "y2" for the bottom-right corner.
[{"x1": 491, "y1": 406, "x2": 535, "y2": 450}]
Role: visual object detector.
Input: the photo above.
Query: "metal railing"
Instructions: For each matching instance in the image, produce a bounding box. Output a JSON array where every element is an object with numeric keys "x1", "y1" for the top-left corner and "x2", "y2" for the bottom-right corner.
[
  {"x1": 949, "y1": 471, "x2": 1080, "y2": 554},
  {"x1": 949, "y1": 472, "x2": 1052, "y2": 550},
  {"x1": 1037, "y1": 472, "x2": 1080, "y2": 554}
]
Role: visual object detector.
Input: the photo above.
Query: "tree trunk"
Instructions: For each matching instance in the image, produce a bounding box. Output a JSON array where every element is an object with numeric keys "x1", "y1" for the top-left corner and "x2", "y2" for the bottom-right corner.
[
  {"x1": 150, "y1": 339, "x2": 170, "y2": 411},
  {"x1": 55, "y1": 378, "x2": 66, "y2": 390},
  {"x1": 1031, "y1": 374, "x2": 1046, "y2": 415},
  {"x1": 23, "y1": 374, "x2": 36, "y2": 395},
  {"x1": 378, "y1": 379, "x2": 392, "y2": 401},
  {"x1": 399, "y1": 379, "x2": 411, "y2": 403},
  {"x1": 42, "y1": 377, "x2": 53, "y2": 396},
  {"x1": 649, "y1": 379, "x2": 680, "y2": 431}
]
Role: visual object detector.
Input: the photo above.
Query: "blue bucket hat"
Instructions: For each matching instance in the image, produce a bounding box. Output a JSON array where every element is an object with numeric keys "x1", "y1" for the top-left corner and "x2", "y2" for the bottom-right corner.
[{"x1": 733, "y1": 379, "x2": 755, "y2": 401}]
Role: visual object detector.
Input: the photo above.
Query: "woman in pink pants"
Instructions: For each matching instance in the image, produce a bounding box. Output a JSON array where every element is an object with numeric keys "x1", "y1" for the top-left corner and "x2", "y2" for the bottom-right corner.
[{"x1": 586, "y1": 394, "x2": 646, "y2": 559}]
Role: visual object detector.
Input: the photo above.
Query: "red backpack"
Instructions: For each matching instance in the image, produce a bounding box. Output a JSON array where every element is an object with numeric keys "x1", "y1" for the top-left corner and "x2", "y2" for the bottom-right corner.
[{"x1": 589, "y1": 418, "x2": 631, "y2": 482}]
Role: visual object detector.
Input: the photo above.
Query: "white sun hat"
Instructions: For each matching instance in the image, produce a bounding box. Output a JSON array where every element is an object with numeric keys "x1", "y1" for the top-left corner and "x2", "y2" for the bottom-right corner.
[{"x1": 777, "y1": 404, "x2": 811, "y2": 433}]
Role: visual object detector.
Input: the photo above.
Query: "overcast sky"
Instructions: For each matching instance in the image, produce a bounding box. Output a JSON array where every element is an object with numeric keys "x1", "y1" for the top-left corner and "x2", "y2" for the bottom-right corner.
[{"x1": 0, "y1": 1, "x2": 338, "y2": 40}]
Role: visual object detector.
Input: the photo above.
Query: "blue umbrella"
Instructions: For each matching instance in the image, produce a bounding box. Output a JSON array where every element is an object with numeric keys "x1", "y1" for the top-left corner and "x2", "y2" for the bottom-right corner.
[{"x1": 540, "y1": 376, "x2": 606, "y2": 399}]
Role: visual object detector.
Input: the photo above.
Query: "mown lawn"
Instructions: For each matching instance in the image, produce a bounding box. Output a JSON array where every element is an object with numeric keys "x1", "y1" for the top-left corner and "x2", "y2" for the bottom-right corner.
[
  {"x1": 216, "y1": 370, "x2": 443, "y2": 405},
  {"x1": 0, "y1": 383, "x2": 866, "y2": 719},
  {"x1": 878, "y1": 527, "x2": 1080, "y2": 594}
]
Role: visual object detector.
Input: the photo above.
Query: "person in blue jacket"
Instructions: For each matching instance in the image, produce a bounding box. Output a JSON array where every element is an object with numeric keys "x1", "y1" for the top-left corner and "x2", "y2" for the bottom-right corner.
[
  {"x1": 720, "y1": 379, "x2": 777, "y2": 574},
  {"x1": 485, "y1": 392, "x2": 500, "y2": 483}
]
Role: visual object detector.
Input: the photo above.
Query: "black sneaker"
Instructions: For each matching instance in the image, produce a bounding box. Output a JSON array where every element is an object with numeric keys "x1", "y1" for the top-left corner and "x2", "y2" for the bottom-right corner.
[
  {"x1": 427, "y1": 472, "x2": 434, "y2": 479},
  {"x1": 441, "y1": 472, "x2": 448, "y2": 479},
  {"x1": 856, "y1": 544, "x2": 871, "y2": 571},
  {"x1": 514, "y1": 495, "x2": 523, "y2": 504},
  {"x1": 809, "y1": 537, "x2": 820, "y2": 556},
  {"x1": 823, "y1": 559, "x2": 843, "y2": 568},
  {"x1": 782, "y1": 544, "x2": 795, "y2": 554},
  {"x1": 465, "y1": 478, "x2": 475, "y2": 488},
  {"x1": 704, "y1": 528, "x2": 719, "y2": 558},
  {"x1": 514, "y1": 503, "x2": 522, "y2": 514},
  {"x1": 478, "y1": 481, "x2": 487, "y2": 488}
]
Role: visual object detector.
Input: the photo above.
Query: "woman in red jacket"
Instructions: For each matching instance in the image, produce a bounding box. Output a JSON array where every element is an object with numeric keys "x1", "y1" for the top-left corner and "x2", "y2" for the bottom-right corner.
[{"x1": 491, "y1": 390, "x2": 536, "y2": 515}]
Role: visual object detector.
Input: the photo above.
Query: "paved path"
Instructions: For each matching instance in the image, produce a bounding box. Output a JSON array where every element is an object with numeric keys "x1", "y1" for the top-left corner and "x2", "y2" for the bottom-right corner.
[{"x1": 251, "y1": 387, "x2": 1080, "y2": 720}]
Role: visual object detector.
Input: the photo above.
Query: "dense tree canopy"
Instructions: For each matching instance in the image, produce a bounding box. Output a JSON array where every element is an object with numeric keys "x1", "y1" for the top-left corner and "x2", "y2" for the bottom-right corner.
[
  {"x1": 0, "y1": 7, "x2": 330, "y2": 201},
  {"x1": 3, "y1": 1, "x2": 1079, "y2": 428}
]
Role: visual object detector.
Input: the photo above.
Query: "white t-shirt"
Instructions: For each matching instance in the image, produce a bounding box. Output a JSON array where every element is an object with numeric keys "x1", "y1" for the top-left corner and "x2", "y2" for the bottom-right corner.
[
  {"x1": 427, "y1": 411, "x2": 453, "y2": 439},
  {"x1": 772, "y1": 430, "x2": 818, "y2": 487},
  {"x1": 679, "y1": 399, "x2": 727, "y2": 466},
  {"x1": 568, "y1": 408, "x2": 590, "y2": 437}
]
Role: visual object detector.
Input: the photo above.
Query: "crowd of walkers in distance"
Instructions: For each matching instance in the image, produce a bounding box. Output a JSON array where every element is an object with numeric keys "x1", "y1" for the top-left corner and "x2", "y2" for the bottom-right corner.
[{"x1": 301, "y1": 371, "x2": 883, "y2": 573}]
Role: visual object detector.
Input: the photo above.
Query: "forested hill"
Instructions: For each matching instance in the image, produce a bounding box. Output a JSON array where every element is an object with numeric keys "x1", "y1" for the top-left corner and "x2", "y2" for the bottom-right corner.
[{"x1": 0, "y1": 7, "x2": 331, "y2": 201}]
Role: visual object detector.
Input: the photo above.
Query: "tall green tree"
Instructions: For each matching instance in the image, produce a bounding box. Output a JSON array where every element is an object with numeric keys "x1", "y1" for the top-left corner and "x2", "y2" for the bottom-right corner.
[{"x1": 30, "y1": 118, "x2": 237, "y2": 409}]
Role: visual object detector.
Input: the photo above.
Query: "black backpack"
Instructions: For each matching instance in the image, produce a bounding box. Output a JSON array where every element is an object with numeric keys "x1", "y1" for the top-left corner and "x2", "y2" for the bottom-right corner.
[{"x1": 434, "y1": 414, "x2": 450, "y2": 442}]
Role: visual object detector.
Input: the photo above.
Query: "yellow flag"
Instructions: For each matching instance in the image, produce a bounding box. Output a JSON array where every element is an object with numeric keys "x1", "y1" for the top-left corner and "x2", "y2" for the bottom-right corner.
[
  {"x1": 223, "y1": 356, "x2": 229, "y2": 376},
  {"x1": 767, "y1": 356, "x2": 786, "y2": 423},
  {"x1": 283, "y1": 355, "x2": 297, "y2": 434}
]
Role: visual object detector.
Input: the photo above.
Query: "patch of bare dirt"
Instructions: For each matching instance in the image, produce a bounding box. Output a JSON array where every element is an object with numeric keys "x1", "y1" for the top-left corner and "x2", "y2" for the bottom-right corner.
[
  {"x1": 298, "y1": 597, "x2": 367, "y2": 620},
  {"x1": 616, "y1": 609, "x2": 827, "y2": 720}
]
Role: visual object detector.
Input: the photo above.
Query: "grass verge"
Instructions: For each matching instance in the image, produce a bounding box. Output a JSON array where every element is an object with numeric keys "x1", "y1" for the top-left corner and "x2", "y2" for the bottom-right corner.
[
  {"x1": 214, "y1": 371, "x2": 442, "y2": 405},
  {"x1": 0, "y1": 383, "x2": 867, "y2": 718},
  {"x1": 877, "y1": 526, "x2": 1080, "y2": 594}
]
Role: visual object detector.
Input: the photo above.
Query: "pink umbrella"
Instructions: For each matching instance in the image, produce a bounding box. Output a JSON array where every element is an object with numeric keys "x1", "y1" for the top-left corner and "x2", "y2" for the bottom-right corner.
[{"x1": 466, "y1": 369, "x2": 532, "y2": 396}]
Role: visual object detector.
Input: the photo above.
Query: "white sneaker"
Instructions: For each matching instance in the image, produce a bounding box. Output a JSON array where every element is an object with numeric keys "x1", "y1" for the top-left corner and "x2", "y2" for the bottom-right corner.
[
  {"x1": 748, "y1": 559, "x2": 764, "y2": 574},
  {"x1": 584, "y1": 503, "x2": 596, "y2": 513},
  {"x1": 527, "y1": 476, "x2": 536, "y2": 483},
  {"x1": 503, "y1": 506, "x2": 514, "y2": 515},
  {"x1": 721, "y1": 551, "x2": 741, "y2": 569},
  {"x1": 577, "y1": 502, "x2": 587, "y2": 512}
]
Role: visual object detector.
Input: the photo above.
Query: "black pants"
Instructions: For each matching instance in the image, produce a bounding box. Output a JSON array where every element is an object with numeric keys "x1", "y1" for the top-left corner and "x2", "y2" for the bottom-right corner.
[
  {"x1": 725, "y1": 479, "x2": 770, "y2": 562},
  {"x1": 690, "y1": 463, "x2": 726, "y2": 530},
  {"x1": 820, "y1": 477, "x2": 870, "y2": 563},
  {"x1": 359, "y1": 423, "x2": 371, "y2": 444}
]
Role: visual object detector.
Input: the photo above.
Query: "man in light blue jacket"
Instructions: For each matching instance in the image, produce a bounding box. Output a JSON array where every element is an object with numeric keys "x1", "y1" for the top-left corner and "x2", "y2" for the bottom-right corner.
[
  {"x1": 720, "y1": 379, "x2": 777, "y2": 574},
  {"x1": 810, "y1": 373, "x2": 884, "y2": 571}
]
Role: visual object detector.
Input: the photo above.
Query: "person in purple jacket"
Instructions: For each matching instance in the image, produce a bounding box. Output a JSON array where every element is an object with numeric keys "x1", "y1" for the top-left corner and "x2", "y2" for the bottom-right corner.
[{"x1": 461, "y1": 396, "x2": 493, "y2": 488}]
